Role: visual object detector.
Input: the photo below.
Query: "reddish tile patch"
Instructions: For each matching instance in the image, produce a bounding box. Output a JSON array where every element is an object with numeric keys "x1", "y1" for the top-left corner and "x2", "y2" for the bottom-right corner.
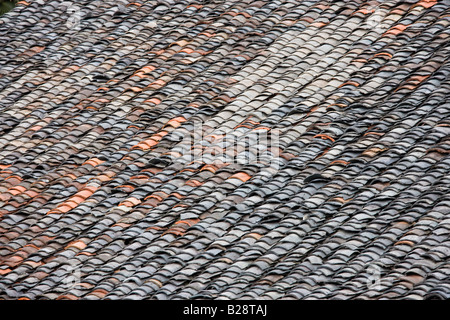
[
  {"x1": 89, "y1": 289, "x2": 108, "y2": 298},
  {"x1": 186, "y1": 4, "x2": 203, "y2": 9},
  {"x1": 144, "y1": 98, "x2": 161, "y2": 105},
  {"x1": 312, "y1": 22, "x2": 328, "y2": 28},
  {"x1": 77, "y1": 251, "x2": 94, "y2": 256},
  {"x1": 24, "y1": 261, "x2": 43, "y2": 268},
  {"x1": 364, "y1": 131, "x2": 385, "y2": 136},
  {"x1": 144, "y1": 191, "x2": 168, "y2": 201},
  {"x1": 243, "y1": 233, "x2": 263, "y2": 240},
  {"x1": 407, "y1": 75, "x2": 430, "y2": 84},
  {"x1": 136, "y1": 65, "x2": 156, "y2": 74},
  {"x1": 148, "y1": 79, "x2": 167, "y2": 88},
  {"x1": 362, "y1": 147, "x2": 388, "y2": 157},
  {"x1": 83, "y1": 158, "x2": 105, "y2": 167},
  {"x1": 65, "y1": 240, "x2": 87, "y2": 250},
  {"x1": 61, "y1": 65, "x2": 80, "y2": 73},
  {"x1": 179, "y1": 48, "x2": 195, "y2": 54},
  {"x1": 57, "y1": 294, "x2": 79, "y2": 300},
  {"x1": 385, "y1": 24, "x2": 409, "y2": 35},
  {"x1": 163, "y1": 226, "x2": 186, "y2": 236},
  {"x1": 166, "y1": 117, "x2": 187, "y2": 128},
  {"x1": 8, "y1": 185, "x2": 26, "y2": 196},
  {"x1": 31, "y1": 46, "x2": 45, "y2": 53},
  {"x1": 147, "y1": 279, "x2": 163, "y2": 288},
  {"x1": 146, "y1": 226, "x2": 167, "y2": 232},
  {"x1": 353, "y1": 8, "x2": 375, "y2": 15},
  {"x1": 395, "y1": 240, "x2": 415, "y2": 247},
  {"x1": 4, "y1": 255, "x2": 24, "y2": 268},
  {"x1": 112, "y1": 222, "x2": 132, "y2": 228},
  {"x1": 414, "y1": 0, "x2": 437, "y2": 8},
  {"x1": 330, "y1": 160, "x2": 350, "y2": 165},
  {"x1": 132, "y1": 131, "x2": 169, "y2": 150},
  {"x1": 0, "y1": 269, "x2": 12, "y2": 275},
  {"x1": 373, "y1": 52, "x2": 393, "y2": 59},
  {"x1": 200, "y1": 32, "x2": 216, "y2": 37},
  {"x1": 331, "y1": 197, "x2": 353, "y2": 204},
  {"x1": 174, "y1": 219, "x2": 200, "y2": 227},
  {"x1": 170, "y1": 192, "x2": 184, "y2": 199},
  {"x1": 229, "y1": 172, "x2": 252, "y2": 182},
  {"x1": 127, "y1": 87, "x2": 143, "y2": 93},
  {"x1": 339, "y1": 81, "x2": 360, "y2": 87},
  {"x1": 119, "y1": 197, "x2": 142, "y2": 207},
  {"x1": 314, "y1": 134, "x2": 335, "y2": 142},
  {"x1": 186, "y1": 179, "x2": 203, "y2": 187},
  {"x1": 47, "y1": 185, "x2": 99, "y2": 214}
]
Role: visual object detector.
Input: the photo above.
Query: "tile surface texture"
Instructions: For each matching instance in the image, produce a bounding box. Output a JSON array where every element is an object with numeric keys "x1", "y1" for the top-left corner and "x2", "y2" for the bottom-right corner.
[{"x1": 0, "y1": 0, "x2": 449, "y2": 300}]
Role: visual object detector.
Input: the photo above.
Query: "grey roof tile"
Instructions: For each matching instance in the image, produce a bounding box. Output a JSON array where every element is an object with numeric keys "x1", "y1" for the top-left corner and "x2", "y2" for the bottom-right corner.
[{"x1": 0, "y1": 0, "x2": 449, "y2": 300}]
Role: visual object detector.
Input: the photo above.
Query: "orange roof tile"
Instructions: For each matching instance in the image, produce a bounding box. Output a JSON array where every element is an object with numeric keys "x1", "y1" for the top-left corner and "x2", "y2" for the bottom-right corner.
[
  {"x1": 229, "y1": 172, "x2": 252, "y2": 182},
  {"x1": 65, "y1": 240, "x2": 87, "y2": 250}
]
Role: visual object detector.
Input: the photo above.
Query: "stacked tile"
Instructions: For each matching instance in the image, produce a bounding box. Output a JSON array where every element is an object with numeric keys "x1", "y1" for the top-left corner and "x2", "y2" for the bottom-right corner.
[{"x1": 0, "y1": 0, "x2": 449, "y2": 300}]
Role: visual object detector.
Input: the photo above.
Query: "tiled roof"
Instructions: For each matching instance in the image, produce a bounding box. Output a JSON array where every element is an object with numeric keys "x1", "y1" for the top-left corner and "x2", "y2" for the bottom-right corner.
[{"x1": 1, "y1": 0, "x2": 450, "y2": 300}]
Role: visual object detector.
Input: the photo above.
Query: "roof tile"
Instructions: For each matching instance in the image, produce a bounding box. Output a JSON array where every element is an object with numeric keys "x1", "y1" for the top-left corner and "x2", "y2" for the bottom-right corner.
[{"x1": 0, "y1": 0, "x2": 449, "y2": 301}]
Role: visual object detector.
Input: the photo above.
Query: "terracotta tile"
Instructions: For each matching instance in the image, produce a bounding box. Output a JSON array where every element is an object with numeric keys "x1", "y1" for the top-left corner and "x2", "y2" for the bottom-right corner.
[
  {"x1": 57, "y1": 294, "x2": 79, "y2": 300},
  {"x1": 0, "y1": 269, "x2": 12, "y2": 275},
  {"x1": 65, "y1": 240, "x2": 87, "y2": 250},
  {"x1": 314, "y1": 134, "x2": 335, "y2": 142},
  {"x1": 385, "y1": 24, "x2": 409, "y2": 35},
  {"x1": 414, "y1": 0, "x2": 438, "y2": 8},
  {"x1": 229, "y1": 172, "x2": 252, "y2": 182}
]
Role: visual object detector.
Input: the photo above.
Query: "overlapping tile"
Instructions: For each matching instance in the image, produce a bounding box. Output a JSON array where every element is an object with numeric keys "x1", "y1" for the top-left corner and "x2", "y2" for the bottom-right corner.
[{"x1": 0, "y1": 0, "x2": 449, "y2": 300}]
